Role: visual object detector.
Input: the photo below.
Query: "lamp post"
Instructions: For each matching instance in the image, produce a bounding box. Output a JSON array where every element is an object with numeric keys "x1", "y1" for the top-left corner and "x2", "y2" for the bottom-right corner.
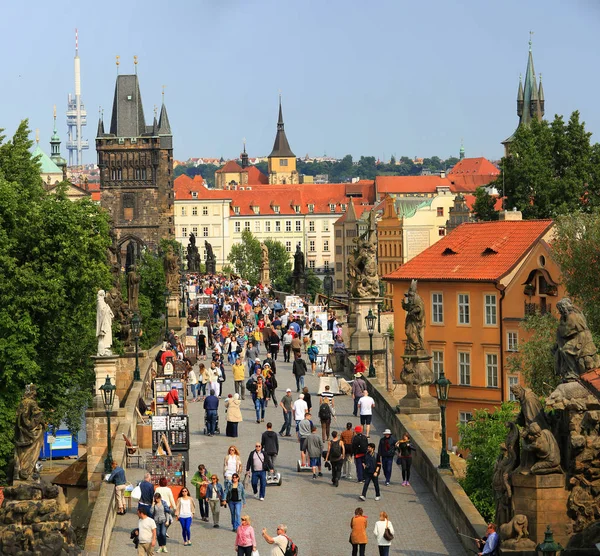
[
  {"x1": 365, "y1": 308, "x2": 376, "y2": 378},
  {"x1": 132, "y1": 313, "x2": 141, "y2": 381},
  {"x1": 99, "y1": 375, "x2": 116, "y2": 474},
  {"x1": 434, "y1": 371, "x2": 452, "y2": 470},
  {"x1": 163, "y1": 288, "x2": 170, "y2": 340},
  {"x1": 323, "y1": 273, "x2": 333, "y2": 313},
  {"x1": 536, "y1": 526, "x2": 563, "y2": 556}
]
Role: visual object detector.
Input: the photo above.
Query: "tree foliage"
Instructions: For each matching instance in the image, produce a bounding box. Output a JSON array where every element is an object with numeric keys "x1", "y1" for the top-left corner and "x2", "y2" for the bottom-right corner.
[
  {"x1": 500, "y1": 111, "x2": 600, "y2": 218},
  {"x1": 552, "y1": 211, "x2": 600, "y2": 338},
  {"x1": 472, "y1": 187, "x2": 499, "y2": 221},
  {"x1": 0, "y1": 121, "x2": 112, "y2": 482},
  {"x1": 137, "y1": 249, "x2": 167, "y2": 349},
  {"x1": 263, "y1": 239, "x2": 291, "y2": 291},
  {"x1": 507, "y1": 313, "x2": 559, "y2": 397},
  {"x1": 458, "y1": 403, "x2": 517, "y2": 522}
]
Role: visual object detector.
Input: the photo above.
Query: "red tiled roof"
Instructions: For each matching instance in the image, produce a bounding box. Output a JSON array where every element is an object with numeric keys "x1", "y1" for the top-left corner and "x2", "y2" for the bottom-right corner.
[
  {"x1": 216, "y1": 160, "x2": 244, "y2": 174},
  {"x1": 245, "y1": 165, "x2": 268, "y2": 185},
  {"x1": 385, "y1": 220, "x2": 553, "y2": 282},
  {"x1": 376, "y1": 175, "x2": 451, "y2": 194},
  {"x1": 336, "y1": 204, "x2": 373, "y2": 224},
  {"x1": 464, "y1": 194, "x2": 503, "y2": 211},
  {"x1": 174, "y1": 174, "x2": 213, "y2": 200},
  {"x1": 448, "y1": 157, "x2": 500, "y2": 177}
]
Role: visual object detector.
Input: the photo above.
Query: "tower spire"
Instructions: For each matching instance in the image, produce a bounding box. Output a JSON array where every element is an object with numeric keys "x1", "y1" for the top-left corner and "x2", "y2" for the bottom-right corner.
[
  {"x1": 268, "y1": 95, "x2": 294, "y2": 158},
  {"x1": 66, "y1": 28, "x2": 88, "y2": 165}
]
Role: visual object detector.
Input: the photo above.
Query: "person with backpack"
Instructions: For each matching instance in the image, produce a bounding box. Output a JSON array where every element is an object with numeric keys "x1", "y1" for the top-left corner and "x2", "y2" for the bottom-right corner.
[
  {"x1": 352, "y1": 426, "x2": 369, "y2": 483},
  {"x1": 149, "y1": 492, "x2": 171, "y2": 553},
  {"x1": 359, "y1": 443, "x2": 381, "y2": 501},
  {"x1": 318, "y1": 399, "x2": 332, "y2": 442},
  {"x1": 292, "y1": 353, "x2": 307, "y2": 392},
  {"x1": 307, "y1": 340, "x2": 319, "y2": 374},
  {"x1": 340, "y1": 422, "x2": 355, "y2": 480},
  {"x1": 261, "y1": 524, "x2": 296, "y2": 556},
  {"x1": 325, "y1": 430, "x2": 345, "y2": 486},
  {"x1": 378, "y1": 429, "x2": 397, "y2": 486}
]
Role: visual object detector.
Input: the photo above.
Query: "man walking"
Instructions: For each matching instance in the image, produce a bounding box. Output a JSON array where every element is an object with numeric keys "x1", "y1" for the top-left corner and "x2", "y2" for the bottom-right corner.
[
  {"x1": 359, "y1": 443, "x2": 381, "y2": 501},
  {"x1": 357, "y1": 389, "x2": 375, "y2": 438},
  {"x1": 378, "y1": 429, "x2": 397, "y2": 486},
  {"x1": 261, "y1": 422, "x2": 280, "y2": 475},
  {"x1": 292, "y1": 354, "x2": 307, "y2": 392},
  {"x1": 279, "y1": 389, "x2": 294, "y2": 437},
  {"x1": 306, "y1": 425, "x2": 323, "y2": 479},
  {"x1": 292, "y1": 393, "x2": 308, "y2": 431},
  {"x1": 298, "y1": 412, "x2": 313, "y2": 468},
  {"x1": 232, "y1": 356, "x2": 246, "y2": 399},
  {"x1": 351, "y1": 372, "x2": 367, "y2": 417},
  {"x1": 137, "y1": 506, "x2": 157, "y2": 555},
  {"x1": 351, "y1": 426, "x2": 368, "y2": 483},
  {"x1": 203, "y1": 389, "x2": 219, "y2": 436},
  {"x1": 318, "y1": 397, "x2": 333, "y2": 442},
  {"x1": 325, "y1": 430, "x2": 345, "y2": 487},
  {"x1": 282, "y1": 329, "x2": 293, "y2": 362},
  {"x1": 138, "y1": 472, "x2": 155, "y2": 513},
  {"x1": 245, "y1": 443, "x2": 273, "y2": 501}
]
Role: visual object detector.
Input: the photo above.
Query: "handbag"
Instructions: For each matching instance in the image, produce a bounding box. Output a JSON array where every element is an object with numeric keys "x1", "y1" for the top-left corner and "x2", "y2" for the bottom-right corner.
[
  {"x1": 131, "y1": 485, "x2": 142, "y2": 499},
  {"x1": 199, "y1": 483, "x2": 208, "y2": 498},
  {"x1": 383, "y1": 519, "x2": 394, "y2": 541},
  {"x1": 251, "y1": 550, "x2": 260, "y2": 556}
]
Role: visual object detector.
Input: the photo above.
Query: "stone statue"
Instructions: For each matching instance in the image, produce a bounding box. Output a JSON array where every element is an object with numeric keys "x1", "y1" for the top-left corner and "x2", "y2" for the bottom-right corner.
[
  {"x1": 554, "y1": 298, "x2": 600, "y2": 381},
  {"x1": 125, "y1": 241, "x2": 136, "y2": 273},
  {"x1": 521, "y1": 422, "x2": 562, "y2": 475},
  {"x1": 187, "y1": 233, "x2": 201, "y2": 273},
  {"x1": 96, "y1": 289, "x2": 114, "y2": 356},
  {"x1": 261, "y1": 242, "x2": 269, "y2": 271},
  {"x1": 402, "y1": 280, "x2": 425, "y2": 353},
  {"x1": 511, "y1": 384, "x2": 549, "y2": 430},
  {"x1": 127, "y1": 265, "x2": 140, "y2": 311},
  {"x1": 347, "y1": 212, "x2": 379, "y2": 298},
  {"x1": 499, "y1": 515, "x2": 536, "y2": 551},
  {"x1": 493, "y1": 422, "x2": 520, "y2": 528},
  {"x1": 205, "y1": 241, "x2": 216, "y2": 275},
  {"x1": 293, "y1": 244, "x2": 305, "y2": 276},
  {"x1": 13, "y1": 384, "x2": 45, "y2": 482},
  {"x1": 164, "y1": 246, "x2": 179, "y2": 291}
]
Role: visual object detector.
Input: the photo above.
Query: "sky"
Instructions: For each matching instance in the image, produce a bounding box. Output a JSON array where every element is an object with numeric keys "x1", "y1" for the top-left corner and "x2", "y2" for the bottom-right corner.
[{"x1": 1, "y1": 0, "x2": 599, "y2": 164}]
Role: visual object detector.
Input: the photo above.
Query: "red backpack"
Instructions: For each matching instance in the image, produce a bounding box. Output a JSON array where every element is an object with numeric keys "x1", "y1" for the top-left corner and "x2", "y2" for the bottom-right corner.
[{"x1": 283, "y1": 535, "x2": 298, "y2": 556}]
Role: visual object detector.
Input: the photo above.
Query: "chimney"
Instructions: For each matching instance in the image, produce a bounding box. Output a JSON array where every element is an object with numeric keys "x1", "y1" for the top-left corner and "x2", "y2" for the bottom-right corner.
[
  {"x1": 499, "y1": 208, "x2": 523, "y2": 221},
  {"x1": 440, "y1": 171, "x2": 446, "y2": 179}
]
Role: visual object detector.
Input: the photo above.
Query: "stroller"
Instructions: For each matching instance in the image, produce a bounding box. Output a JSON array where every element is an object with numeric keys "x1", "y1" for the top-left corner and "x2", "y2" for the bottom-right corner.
[{"x1": 203, "y1": 410, "x2": 220, "y2": 435}]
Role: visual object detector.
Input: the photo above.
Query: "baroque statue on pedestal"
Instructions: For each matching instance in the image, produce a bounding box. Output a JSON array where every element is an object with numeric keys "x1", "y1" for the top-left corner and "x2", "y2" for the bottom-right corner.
[
  {"x1": 13, "y1": 384, "x2": 45, "y2": 482},
  {"x1": 96, "y1": 289, "x2": 114, "y2": 356},
  {"x1": 347, "y1": 211, "x2": 379, "y2": 298}
]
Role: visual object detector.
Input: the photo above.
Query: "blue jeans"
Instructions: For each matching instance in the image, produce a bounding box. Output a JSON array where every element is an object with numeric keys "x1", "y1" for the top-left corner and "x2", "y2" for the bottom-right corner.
[
  {"x1": 279, "y1": 411, "x2": 292, "y2": 435},
  {"x1": 254, "y1": 398, "x2": 266, "y2": 421},
  {"x1": 228, "y1": 352, "x2": 237, "y2": 365},
  {"x1": 198, "y1": 497, "x2": 208, "y2": 519},
  {"x1": 191, "y1": 384, "x2": 199, "y2": 400},
  {"x1": 353, "y1": 396, "x2": 360, "y2": 416},
  {"x1": 361, "y1": 472, "x2": 380, "y2": 497},
  {"x1": 228, "y1": 500, "x2": 242, "y2": 530},
  {"x1": 206, "y1": 409, "x2": 217, "y2": 434},
  {"x1": 198, "y1": 382, "x2": 207, "y2": 397},
  {"x1": 179, "y1": 516, "x2": 192, "y2": 542},
  {"x1": 381, "y1": 456, "x2": 394, "y2": 483},
  {"x1": 251, "y1": 470, "x2": 266, "y2": 499},
  {"x1": 156, "y1": 522, "x2": 167, "y2": 547},
  {"x1": 295, "y1": 375, "x2": 305, "y2": 391},
  {"x1": 355, "y1": 455, "x2": 365, "y2": 481}
]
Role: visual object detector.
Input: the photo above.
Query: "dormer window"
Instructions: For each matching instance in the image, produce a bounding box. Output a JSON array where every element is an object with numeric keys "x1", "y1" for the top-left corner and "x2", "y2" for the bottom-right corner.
[
  {"x1": 308, "y1": 204, "x2": 314, "y2": 213},
  {"x1": 252, "y1": 206, "x2": 260, "y2": 214},
  {"x1": 294, "y1": 205, "x2": 301, "y2": 214},
  {"x1": 273, "y1": 205, "x2": 280, "y2": 214},
  {"x1": 191, "y1": 192, "x2": 198, "y2": 199},
  {"x1": 233, "y1": 206, "x2": 240, "y2": 215},
  {"x1": 341, "y1": 204, "x2": 347, "y2": 212},
  {"x1": 329, "y1": 204, "x2": 336, "y2": 213}
]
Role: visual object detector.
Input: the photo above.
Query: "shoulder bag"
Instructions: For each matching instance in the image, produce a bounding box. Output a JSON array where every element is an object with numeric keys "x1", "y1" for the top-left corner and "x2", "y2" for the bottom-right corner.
[{"x1": 383, "y1": 519, "x2": 394, "y2": 541}]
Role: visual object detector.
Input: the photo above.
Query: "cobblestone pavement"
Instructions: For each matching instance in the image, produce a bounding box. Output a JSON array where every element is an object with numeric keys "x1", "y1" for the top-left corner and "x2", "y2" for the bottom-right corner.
[{"x1": 108, "y1": 352, "x2": 465, "y2": 556}]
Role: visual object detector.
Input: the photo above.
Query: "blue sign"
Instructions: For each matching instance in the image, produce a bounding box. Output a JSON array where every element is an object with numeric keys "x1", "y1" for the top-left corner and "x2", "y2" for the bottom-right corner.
[{"x1": 40, "y1": 429, "x2": 78, "y2": 459}]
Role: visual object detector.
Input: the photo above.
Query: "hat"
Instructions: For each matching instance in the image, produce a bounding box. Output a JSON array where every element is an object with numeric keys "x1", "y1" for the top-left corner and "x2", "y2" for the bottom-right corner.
[
  {"x1": 354, "y1": 425, "x2": 363, "y2": 433},
  {"x1": 263, "y1": 363, "x2": 271, "y2": 368},
  {"x1": 255, "y1": 358, "x2": 261, "y2": 362},
  {"x1": 286, "y1": 388, "x2": 292, "y2": 393},
  {"x1": 383, "y1": 429, "x2": 392, "y2": 435},
  {"x1": 354, "y1": 372, "x2": 363, "y2": 378}
]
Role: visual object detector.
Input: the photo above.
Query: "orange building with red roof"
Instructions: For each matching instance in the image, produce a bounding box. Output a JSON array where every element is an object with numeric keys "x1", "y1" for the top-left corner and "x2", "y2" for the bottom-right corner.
[{"x1": 384, "y1": 216, "x2": 564, "y2": 443}]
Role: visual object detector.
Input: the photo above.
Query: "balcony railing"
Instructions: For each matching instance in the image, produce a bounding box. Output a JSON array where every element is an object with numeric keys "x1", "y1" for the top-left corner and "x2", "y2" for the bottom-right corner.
[{"x1": 524, "y1": 301, "x2": 552, "y2": 316}]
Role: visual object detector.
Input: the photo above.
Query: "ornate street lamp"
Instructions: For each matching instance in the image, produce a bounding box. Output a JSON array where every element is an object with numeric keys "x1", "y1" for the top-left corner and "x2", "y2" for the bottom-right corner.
[
  {"x1": 365, "y1": 309, "x2": 377, "y2": 378},
  {"x1": 132, "y1": 313, "x2": 141, "y2": 381},
  {"x1": 434, "y1": 371, "x2": 452, "y2": 470},
  {"x1": 536, "y1": 526, "x2": 563, "y2": 556},
  {"x1": 99, "y1": 375, "x2": 116, "y2": 474},
  {"x1": 323, "y1": 273, "x2": 333, "y2": 312},
  {"x1": 163, "y1": 288, "x2": 170, "y2": 339}
]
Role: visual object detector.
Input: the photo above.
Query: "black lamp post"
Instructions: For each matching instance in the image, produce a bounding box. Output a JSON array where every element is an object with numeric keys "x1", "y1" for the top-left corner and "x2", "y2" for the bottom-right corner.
[
  {"x1": 434, "y1": 371, "x2": 452, "y2": 470},
  {"x1": 99, "y1": 375, "x2": 116, "y2": 474},
  {"x1": 163, "y1": 288, "x2": 170, "y2": 339},
  {"x1": 365, "y1": 308, "x2": 376, "y2": 378},
  {"x1": 323, "y1": 273, "x2": 333, "y2": 312},
  {"x1": 132, "y1": 313, "x2": 141, "y2": 381},
  {"x1": 536, "y1": 526, "x2": 563, "y2": 556}
]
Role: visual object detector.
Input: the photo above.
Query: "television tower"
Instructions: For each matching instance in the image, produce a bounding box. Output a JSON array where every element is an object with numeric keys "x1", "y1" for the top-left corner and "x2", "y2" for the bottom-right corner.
[{"x1": 66, "y1": 29, "x2": 88, "y2": 166}]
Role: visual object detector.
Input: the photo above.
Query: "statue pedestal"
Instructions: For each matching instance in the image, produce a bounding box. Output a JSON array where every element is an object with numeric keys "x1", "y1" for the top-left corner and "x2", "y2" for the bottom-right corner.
[
  {"x1": 512, "y1": 472, "x2": 569, "y2": 547},
  {"x1": 397, "y1": 352, "x2": 437, "y2": 415},
  {"x1": 168, "y1": 293, "x2": 179, "y2": 320},
  {"x1": 349, "y1": 296, "x2": 384, "y2": 351},
  {"x1": 260, "y1": 267, "x2": 271, "y2": 287},
  {"x1": 92, "y1": 355, "x2": 120, "y2": 409}
]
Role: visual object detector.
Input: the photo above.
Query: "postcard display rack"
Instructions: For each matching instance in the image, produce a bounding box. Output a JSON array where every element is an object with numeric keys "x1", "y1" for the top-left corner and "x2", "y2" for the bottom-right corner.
[
  {"x1": 151, "y1": 414, "x2": 190, "y2": 453},
  {"x1": 145, "y1": 454, "x2": 187, "y2": 487},
  {"x1": 154, "y1": 377, "x2": 187, "y2": 416}
]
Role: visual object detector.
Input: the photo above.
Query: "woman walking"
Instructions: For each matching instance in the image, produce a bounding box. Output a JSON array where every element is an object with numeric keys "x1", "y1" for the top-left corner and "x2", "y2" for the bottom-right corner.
[
  {"x1": 150, "y1": 492, "x2": 171, "y2": 553},
  {"x1": 349, "y1": 507, "x2": 368, "y2": 556},
  {"x1": 373, "y1": 511, "x2": 395, "y2": 556},
  {"x1": 396, "y1": 433, "x2": 416, "y2": 486},
  {"x1": 223, "y1": 445, "x2": 243, "y2": 489},
  {"x1": 174, "y1": 487, "x2": 195, "y2": 546},
  {"x1": 225, "y1": 394, "x2": 243, "y2": 437},
  {"x1": 234, "y1": 514, "x2": 256, "y2": 556},
  {"x1": 225, "y1": 473, "x2": 247, "y2": 532},
  {"x1": 206, "y1": 474, "x2": 225, "y2": 528},
  {"x1": 190, "y1": 464, "x2": 211, "y2": 522},
  {"x1": 155, "y1": 477, "x2": 176, "y2": 537}
]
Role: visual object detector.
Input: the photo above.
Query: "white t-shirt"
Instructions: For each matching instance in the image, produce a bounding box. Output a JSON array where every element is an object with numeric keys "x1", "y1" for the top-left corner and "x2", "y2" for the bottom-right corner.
[
  {"x1": 178, "y1": 497, "x2": 193, "y2": 518},
  {"x1": 293, "y1": 399, "x2": 308, "y2": 421},
  {"x1": 138, "y1": 516, "x2": 157, "y2": 544},
  {"x1": 358, "y1": 396, "x2": 375, "y2": 416},
  {"x1": 271, "y1": 534, "x2": 288, "y2": 556}
]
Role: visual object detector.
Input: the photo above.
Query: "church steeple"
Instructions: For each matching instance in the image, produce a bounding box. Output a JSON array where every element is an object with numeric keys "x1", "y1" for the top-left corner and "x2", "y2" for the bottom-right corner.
[
  {"x1": 240, "y1": 139, "x2": 249, "y2": 169},
  {"x1": 268, "y1": 96, "x2": 295, "y2": 158},
  {"x1": 267, "y1": 95, "x2": 298, "y2": 185},
  {"x1": 49, "y1": 105, "x2": 67, "y2": 179},
  {"x1": 459, "y1": 139, "x2": 465, "y2": 160}
]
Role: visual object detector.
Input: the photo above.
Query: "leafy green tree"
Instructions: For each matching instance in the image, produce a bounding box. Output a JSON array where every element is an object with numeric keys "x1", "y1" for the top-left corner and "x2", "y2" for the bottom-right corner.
[
  {"x1": 264, "y1": 239, "x2": 292, "y2": 291},
  {"x1": 507, "y1": 313, "x2": 559, "y2": 397},
  {"x1": 305, "y1": 270, "x2": 322, "y2": 298},
  {"x1": 552, "y1": 211, "x2": 600, "y2": 337},
  {"x1": 472, "y1": 187, "x2": 499, "y2": 221},
  {"x1": 0, "y1": 121, "x2": 112, "y2": 482},
  {"x1": 458, "y1": 403, "x2": 517, "y2": 522},
  {"x1": 500, "y1": 111, "x2": 600, "y2": 217},
  {"x1": 137, "y1": 249, "x2": 168, "y2": 349},
  {"x1": 228, "y1": 230, "x2": 261, "y2": 284}
]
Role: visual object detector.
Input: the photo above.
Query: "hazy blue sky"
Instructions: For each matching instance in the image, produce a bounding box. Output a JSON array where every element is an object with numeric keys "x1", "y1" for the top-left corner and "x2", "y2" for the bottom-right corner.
[{"x1": 1, "y1": 0, "x2": 599, "y2": 163}]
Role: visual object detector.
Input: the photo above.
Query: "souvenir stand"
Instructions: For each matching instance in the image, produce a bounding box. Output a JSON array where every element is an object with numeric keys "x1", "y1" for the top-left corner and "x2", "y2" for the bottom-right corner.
[{"x1": 312, "y1": 330, "x2": 334, "y2": 374}]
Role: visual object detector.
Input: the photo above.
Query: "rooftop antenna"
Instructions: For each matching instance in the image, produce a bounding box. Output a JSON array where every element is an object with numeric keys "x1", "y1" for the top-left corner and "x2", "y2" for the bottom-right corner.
[
  {"x1": 134, "y1": 55, "x2": 138, "y2": 74},
  {"x1": 116, "y1": 55, "x2": 120, "y2": 74},
  {"x1": 162, "y1": 85, "x2": 166, "y2": 104}
]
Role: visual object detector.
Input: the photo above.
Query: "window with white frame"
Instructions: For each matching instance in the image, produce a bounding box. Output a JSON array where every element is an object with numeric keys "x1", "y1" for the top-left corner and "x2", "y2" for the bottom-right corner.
[
  {"x1": 309, "y1": 221, "x2": 315, "y2": 232},
  {"x1": 294, "y1": 205, "x2": 300, "y2": 214},
  {"x1": 458, "y1": 293, "x2": 470, "y2": 325},
  {"x1": 308, "y1": 260, "x2": 315, "y2": 269},
  {"x1": 192, "y1": 226, "x2": 198, "y2": 235},
  {"x1": 323, "y1": 260, "x2": 330, "y2": 270},
  {"x1": 181, "y1": 227, "x2": 187, "y2": 237},
  {"x1": 508, "y1": 376, "x2": 520, "y2": 400},
  {"x1": 192, "y1": 206, "x2": 198, "y2": 216},
  {"x1": 308, "y1": 204, "x2": 314, "y2": 213},
  {"x1": 233, "y1": 206, "x2": 240, "y2": 215},
  {"x1": 487, "y1": 353, "x2": 499, "y2": 387},
  {"x1": 244, "y1": 221, "x2": 250, "y2": 231},
  {"x1": 309, "y1": 240, "x2": 315, "y2": 252},
  {"x1": 181, "y1": 207, "x2": 186, "y2": 216},
  {"x1": 275, "y1": 221, "x2": 281, "y2": 232},
  {"x1": 432, "y1": 292, "x2": 443, "y2": 324},
  {"x1": 285, "y1": 221, "x2": 292, "y2": 232},
  {"x1": 485, "y1": 294, "x2": 497, "y2": 325},
  {"x1": 234, "y1": 222, "x2": 241, "y2": 233},
  {"x1": 202, "y1": 226, "x2": 209, "y2": 237},
  {"x1": 329, "y1": 204, "x2": 336, "y2": 213},
  {"x1": 295, "y1": 220, "x2": 301, "y2": 232},
  {"x1": 459, "y1": 411, "x2": 473, "y2": 427},
  {"x1": 341, "y1": 204, "x2": 347, "y2": 212},
  {"x1": 459, "y1": 352, "x2": 471, "y2": 385},
  {"x1": 273, "y1": 205, "x2": 280, "y2": 214},
  {"x1": 252, "y1": 206, "x2": 260, "y2": 214},
  {"x1": 507, "y1": 331, "x2": 518, "y2": 352},
  {"x1": 323, "y1": 240, "x2": 329, "y2": 252},
  {"x1": 265, "y1": 221, "x2": 271, "y2": 232},
  {"x1": 255, "y1": 221, "x2": 260, "y2": 232},
  {"x1": 202, "y1": 206, "x2": 208, "y2": 216},
  {"x1": 432, "y1": 350, "x2": 444, "y2": 381},
  {"x1": 323, "y1": 221, "x2": 330, "y2": 232},
  {"x1": 285, "y1": 241, "x2": 291, "y2": 252}
]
